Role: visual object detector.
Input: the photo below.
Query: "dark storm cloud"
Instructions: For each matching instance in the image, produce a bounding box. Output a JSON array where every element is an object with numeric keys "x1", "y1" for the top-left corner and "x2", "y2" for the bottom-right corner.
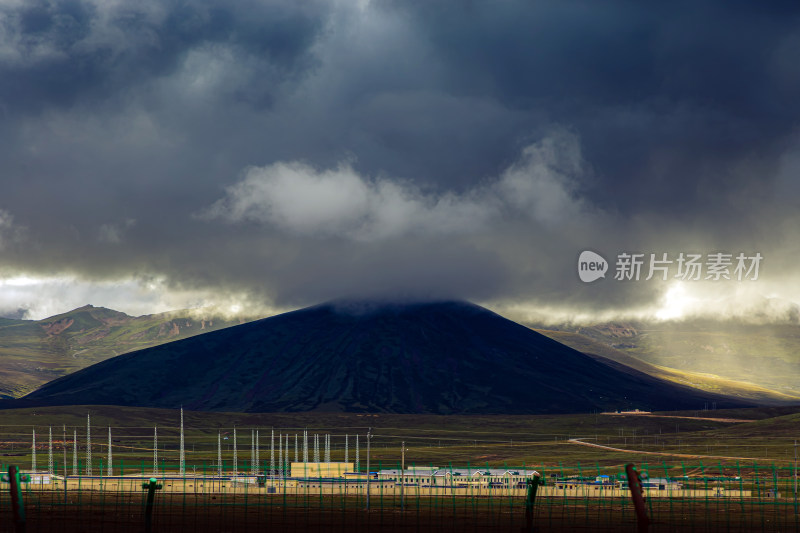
[
  {"x1": 388, "y1": 0, "x2": 800, "y2": 213},
  {"x1": 0, "y1": 0, "x2": 326, "y2": 113},
  {"x1": 1, "y1": 0, "x2": 799, "y2": 319}
]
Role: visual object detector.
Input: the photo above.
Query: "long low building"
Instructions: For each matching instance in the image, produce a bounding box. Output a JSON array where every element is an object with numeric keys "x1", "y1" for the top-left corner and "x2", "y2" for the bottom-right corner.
[
  {"x1": 3, "y1": 472, "x2": 751, "y2": 498},
  {"x1": 377, "y1": 467, "x2": 541, "y2": 487}
]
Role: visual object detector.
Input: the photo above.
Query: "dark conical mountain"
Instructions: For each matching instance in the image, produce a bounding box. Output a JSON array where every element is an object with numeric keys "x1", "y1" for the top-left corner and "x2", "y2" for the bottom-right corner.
[{"x1": 21, "y1": 300, "x2": 750, "y2": 413}]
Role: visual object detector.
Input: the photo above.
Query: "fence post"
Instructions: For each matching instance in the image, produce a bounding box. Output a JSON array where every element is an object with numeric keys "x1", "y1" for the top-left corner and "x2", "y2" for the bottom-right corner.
[
  {"x1": 625, "y1": 463, "x2": 650, "y2": 533},
  {"x1": 3, "y1": 465, "x2": 31, "y2": 533},
  {"x1": 142, "y1": 477, "x2": 163, "y2": 533},
  {"x1": 520, "y1": 474, "x2": 541, "y2": 533},
  {"x1": 794, "y1": 440, "x2": 798, "y2": 517}
]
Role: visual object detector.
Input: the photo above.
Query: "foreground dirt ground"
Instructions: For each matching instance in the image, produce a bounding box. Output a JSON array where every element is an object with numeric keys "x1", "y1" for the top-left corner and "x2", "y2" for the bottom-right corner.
[{"x1": 2, "y1": 492, "x2": 799, "y2": 532}]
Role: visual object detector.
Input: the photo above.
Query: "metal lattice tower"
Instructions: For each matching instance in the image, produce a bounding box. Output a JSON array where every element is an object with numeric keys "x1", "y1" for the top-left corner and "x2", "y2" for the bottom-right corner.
[
  {"x1": 72, "y1": 429, "x2": 78, "y2": 475},
  {"x1": 345, "y1": 434, "x2": 349, "y2": 464},
  {"x1": 233, "y1": 427, "x2": 238, "y2": 474},
  {"x1": 295, "y1": 434, "x2": 299, "y2": 463},
  {"x1": 355, "y1": 434, "x2": 360, "y2": 472},
  {"x1": 48, "y1": 427, "x2": 53, "y2": 474},
  {"x1": 217, "y1": 432, "x2": 222, "y2": 477},
  {"x1": 313, "y1": 434, "x2": 319, "y2": 463},
  {"x1": 86, "y1": 413, "x2": 92, "y2": 476},
  {"x1": 255, "y1": 430, "x2": 260, "y2": 474},
  {"x1": 179, "y1": 407, "x2": 185, "y2": 475},
  {"x1": 153, "y1": 426, "x2": 158, "y2": 475},
  {"x1": 278, "y1": 433, "x2": 283, "y2": 477},
  {"x1": 303, "y1": 430, "x2": 308, "y2": 463},
  {"x1": 285, "y1": 435, "x2": 289, "y2": 476},
  {"x1": 324, "y1": 434, "x2": 330, "y2": 463},
  {"x1": 62, "y1": 426, "x2": 67, "y2": 478},
  {"x1": 251, "y1": 430, "x2": 256, "y2": 474},
  {"x1": 107, "y1": 427, "x2": 112, "y2": 476},
  {"x1": 270, "y1": 429, "x2": 275, "y2": 475},
  {"x1": 31, "y1": 429, "x2": 36, "y2": 472}
]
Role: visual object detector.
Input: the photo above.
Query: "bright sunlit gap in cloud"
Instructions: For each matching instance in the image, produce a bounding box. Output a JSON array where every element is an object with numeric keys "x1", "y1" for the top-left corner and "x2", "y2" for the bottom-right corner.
[
  {"x1": 1, "y1": 276, "x2": 42, "y2": 287},
  {"x1": 655, "y1": 282, "x2": 699, "y2": 321},
  {"x1": 3, "y1": 272, "x2": 799, "y2": 324},
  {"x1": 491, "y1": 277, "x2": 800, "y2": 326},
  {"x1": 0, "y1": 275, "x2": 272, "y2": 321},
  {"x1": 653, "y1": 281, "x2": 800, "y2": 323}
]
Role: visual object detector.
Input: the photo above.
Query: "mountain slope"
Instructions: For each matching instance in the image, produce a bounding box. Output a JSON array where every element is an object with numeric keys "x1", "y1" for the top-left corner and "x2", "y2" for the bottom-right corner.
[
  {"x1": 0, "y1": 305, "x2": 250, "y2": 398},
  {"x1": 21, "y1": 300, "x2": 752, "y2": 414},
  {"x1": 528, "y1": 320, "x2": 800, "y2": 397},
  {"x1": 533, "y1": 329, "x2": 800, "y2": 404}
]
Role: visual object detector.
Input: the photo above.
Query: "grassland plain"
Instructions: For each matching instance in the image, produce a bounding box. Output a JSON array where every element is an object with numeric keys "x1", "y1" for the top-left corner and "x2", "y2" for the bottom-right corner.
[{"x1": 1, "y1": 405, "x2": 799, "y2": 470}]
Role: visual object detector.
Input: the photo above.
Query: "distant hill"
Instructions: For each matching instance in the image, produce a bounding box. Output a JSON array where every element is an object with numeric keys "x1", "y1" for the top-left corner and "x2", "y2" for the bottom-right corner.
[
  {"x1": 0, "y1": 305, "x2": 251, "y2": 398},
  {"x1": 530, "y1": 320, "x2": 800, "y2": 399},
  {"x1": 532, "y1": 329, "x2": 800, "y2": 404},
  {"x1": 20, "y1": 300, "x2": 752, "y2": 414}
]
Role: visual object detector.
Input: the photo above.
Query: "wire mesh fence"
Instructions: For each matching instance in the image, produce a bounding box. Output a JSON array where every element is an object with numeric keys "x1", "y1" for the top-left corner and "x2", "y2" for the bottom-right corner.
[{"x1": 2, "y1": 459, "x2": 798, "y2": 532}]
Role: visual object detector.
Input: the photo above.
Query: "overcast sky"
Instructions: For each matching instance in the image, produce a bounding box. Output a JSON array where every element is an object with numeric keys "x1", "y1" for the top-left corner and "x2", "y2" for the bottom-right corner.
[{"x1": 1, "y1": 0, "x2": 799, "y2": 322}]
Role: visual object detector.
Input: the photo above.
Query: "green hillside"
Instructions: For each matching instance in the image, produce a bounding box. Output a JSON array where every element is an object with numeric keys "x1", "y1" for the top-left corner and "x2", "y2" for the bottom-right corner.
[{"x1": 0, "y1": 305, "x2": 253, "y2": 398}]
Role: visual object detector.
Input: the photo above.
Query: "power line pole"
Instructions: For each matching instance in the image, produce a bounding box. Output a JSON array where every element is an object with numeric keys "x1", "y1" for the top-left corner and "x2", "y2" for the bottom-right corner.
[
  {"x1": 401, "y1": 441, "x2": 405, "y2": 512},
  {"x1": 62, "y1": 425, "x2": 67, "y2": 480},
  {"x1": 233, "y1": 427, "x2": 238, "y2": 475},
  {"x1": 48, "y1": 427, "x2": 53, "y2": 475},
  {"x1": 366, "y1": 428, "x2": 372, "y2": 511},
  {"x1": 179, "y1": 407, "x2": 185, "y2": 475},
  {"x1": 72, "y1": 429, "x2": 77, "y2": 475},
  {"x1": 107, "y1": 427, "x2": 112, "y2": 476},
  {"x1": 252, "y1": 430, "x2": 257, "y2": 475},
  {"x1": 153, "y1": 426, "x2": 158, "y2": 476},
  {"x1": 270, "y1": 429, "x2": 275, "y2": 475},
  {"x1": 86, "y1": 413, "x2": 92, "y2": 476},
  {"x1": 278, "y1": 433, "x2": 283, "y2": 477},
  {"x1": 217, "y1": 432, "x2": 222, "y2": 477},
  {"x1": 32, "y1": 429, "x2": 36, "y2": 472},
  {"x1": 47, "y1": 427, "x2": 53, "y2": 475}
]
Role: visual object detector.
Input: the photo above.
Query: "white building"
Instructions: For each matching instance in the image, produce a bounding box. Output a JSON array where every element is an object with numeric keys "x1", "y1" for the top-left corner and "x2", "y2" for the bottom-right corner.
[{"x1": 377, "y1": 467, "x2": 541, "y2": 487}]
